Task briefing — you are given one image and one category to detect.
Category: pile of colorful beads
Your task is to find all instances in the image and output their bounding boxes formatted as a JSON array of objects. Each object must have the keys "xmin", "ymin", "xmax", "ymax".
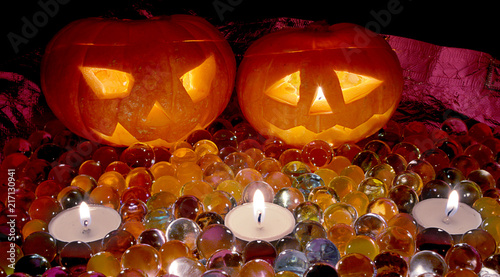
[{"xmin": 1, "ymin": 116, "xmax": 499, "ymax": 277}]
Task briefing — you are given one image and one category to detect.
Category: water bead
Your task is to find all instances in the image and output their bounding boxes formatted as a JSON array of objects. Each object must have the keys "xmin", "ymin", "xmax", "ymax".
[
  {"xmin": 180, "ymin": 180, "xmax": 213, "ymax": 200},
  {"xmin": 392, "ymin": 142, "xmax": 421, "ymax": 163},
  {"xmin": 409, "ymin": 250, "xmax": 448, "ymax": 277},
  {"xmin": 365, "ymin": 140, "xmax": 392, "ymax": 160},
  {"xmin": 101, "ymin": 230, "xmax": 136, "ymax": 260},
  {"xmin": 212, "ymin": 129, "xmax": 238, "ymax": 150},
  {"xmin": 244, "ymin": 148, "xmax": 266, "ymax": 164},
  {"xmin": 241, "ymin": 181, "xmax": 274, "ymax": 204},
  {"xmin": 235, "ymin": 259, "xmax": 273, "ymax": 277},
  {"xmin": 20, "ymin": 158, "xmax": 52, "ymax": 185},
  {"xmin": 303, "ymin": 263, "xmax": 339, "ymax": 277},
  {"xmin": 293, "ymin": 221, "xmax": 327, "ymax": 250},
  {"xmin": 21, "ymin": 219, "xmax": 48, "ymax": 239},
  {"xmin": 327, "ymin": 223, "xmax": 355, "ymax": 256},
  {"xmin": 48, "ymin": 164, "xmax": 77, "ymax": 187},
  {"xmin": 243, "ymin": 240, "xmax": 277, "ymax": 265},
  {"xmin": 336, "ymin": 143, "xmax": 362, "ymax": 161},
  {"xmin": 388, "ymin": 213, "xmax": 419, "ymax": 239},
  {"xmin": 274, "ymin": 250, "xmax": 309, "ymax": 276},
  {"xmin": 255, "ymin": 158, "xmax": 282, "ymax": 178},
  {"xmin": 89, "ymin": 185, "xmax": 120, "ymax": 209},
  {"xmin": 195, "ymin": 224, "xmax": 235, "ymax": 260},
  {"xmin": 202, "ymin": 190, "xmax": 235, "ymax": 217},
  {"xmin": 468, "ymin": 122, "xmax": 493, "ymax": 143},
  {"xmin": 292, "ymin": 173, "xmax": 324, "ymax": 197},
  {"xmin": 145, "ymin": 191, "xmax": 176, "ymax": 211},
  {"xmin": 121, "ymin": 244, "xmax": 162, "ymax": 277},
  {"xmin": 293, "ymin": 202, "xmax": 323, "ymax": 223},
  {"xmin": 86, "ymin": 251, "xmax": 121, "ymax": 277},
  {"xmin": 281, "ymin": 161, "xmax": 312, "ymax": 179},
  {"xmin": 444, "ymin": 243, "xmax": 482, "ymax": 274},
  {"xmin": 224, "ymin": 152, "xmax": 255, "ymax": 174},
  {"xmin": 392, "ymin": 171, "xmax": 423, "ymax": 195},
  {"xmin": 14, "ymin": 254, "xmax": 51, "ymax": 276},
  {"xmin": 376, "ymin": 226, "xmax": 415, "ymax": 259},
  {"xmin": 166, "ymin": 218, "xmax": 201, "ymax": 251},
  {"xmin": 388, "ymin": 185, "xmax": 419, "ymax": 213},
  {"xmin": 194, "ymin": 139, "xmax": 219, "ymax": 158},
  {"xmin": 41, "ymin": 266, "xmax": 70, "ymax": 277},
  {"xmin": 454, "ymin": 180, "xmax": 482, "ymax": 206},
  {"xmin": 97, "ymin": 171, "xmax": 126, "ymax": 196},
  {"xmin": 420, "ymin": 179, "xmax": 451, "ymax": 200},
  {"xmin": 374, "ymin": 252, "xmax": 408, "ymax": 277},
  {"xmin": 116, "ymin": 268, "xmax": 147, "ymax": 277},
  {"xmin": 323, "ymin": 203, "xmax": 358, "ymax": 229},
  {"xmin": 265, "ymin": 171, "xmax": 293, "ymax": 193},
  {"xmin": 217, "ymin": 180, "xmax": 244, "ymax": 204},
  {"xmin": 354, "ymin": 213, "xmax": 388, "ymax": 239},
  {"xmin": 0, "ymin": 241, "xmax": 23, "ymax": 275},
  {"xmin": 234, "ymin": 168, "xmax": 263, "ymax": 188},
  {"xmin": 22, "ymin": 231, "xmax": 57, "ymax": 262},
  {"xmin": 406, "ymin": 159, "xmax": 436, "ymax": 186},
  {"xmin": 159, "ymin": 240, "xmax": 192, "ymax": 271},
  {"xmin": 152, "ymin": 146, "xmax": 171, "ymax": 163},
  {"xmin": 219, "ymin": 146, "xmax": 238, "ymax": 160},
  {"xmin": 78, "ymin": 160, "xmax": 102, "ymax": 181},
  {"xmin": 445, "ymin": 268, "xmax": 478, "ymax": 277},
  {"xmin": 301, "ymin": 140, "xmax": 333, "ymax": 169},
  {"xmin": 173, "ymin": 195, "xmax": 205, "ymax": 220},
  {"xmin": 176, "ymin": 162, "xmax": 203, "ymax": 185},
  {"xmin": 57, "ymin": 186, "xmax": 86, "ymax": 209},
  {"xmin": 421, "ymin": 148, "xmax": 450, "ymax": 173},
  {"xmin": 201, "ymin": 269, "xmax": 231, "ymax": 277},
  {"xmin": 125, "ymin": 167, "xmax": 154, "ymax": 191},
  {"xmin": 238, "ymin": 139, "xmax": 262, "ymax": 153},
  {"xmin": 33, "ymin": 143, "xmax": 65, "ymax": 164},
  {"xmin": 383, "ymin": 153, "xmax": 408, "ymax": 175},
  {"xmin": 195, "ymin": 212, "xmax": 224, "ymax": 230},
  {"xmin": 366, "ymin": 164, "xmax": 396, "ymax": 188},
  {"xmin": 105, "ymin": 161, "xmax": 131, "ymax": 176},
  {"xmin": 328, "ymin": 176, "xmax": 356, "ymax": 199},
  {"xmin": 144, "ymin": 208, "xmax": 174, "ymax": 231},
  {"xmin": 120, "ymin": 221, "xmax": 145, "ymax": 240},
  {"xmin": 358, "ymin": 177, "xmax": 388, "ymax": 202},
  {"xmin": 279, "ymin": 149, "xmax": 303, "ymax": 167},
  {"xmin": 59, "ymin": 241, "xmax": 92, "ymax": 269},
  {"xmin": 93, "ymin": 146, "xmax": 119, "ymax": 170},
  {"xmin": 304, "ymin": 238, "xmax": 340, "ymax": 267},
  {"xmin": 149, "ymin": 161, "xmax": 176, "ymax": 179},
  {"xmin": 152, "ymin": 175, "xmax": 182, "ymax": 196},
  {"xmin": 336, "ymin": 253, "xmax": 376, "ymax": 277},
  {"xmin": 415, "ymin": 227, "xmax": 454, "ymax": 257},
  {"xmin": 367, "ymin": 198, "xmax": 399, "ymax": 222},
  {"xmin": 460, "ymin": 229, "xmax": 496, "ymax": 260},
  {"xmin": 450, "ymin": 155, "xmax": 480, "ymax": 177},
  {"xmin": 436, "ymin": 167, "xmax": 465, "ymax": 188},
  {"xmin": 28, "ymin": 196, "xmax": 62, "ymax": 223},
  {"xmin": 121, "ymin": 186, "xmax": 151, "ymax": 204},
  {"xmin": 436, "ymin": 139, "xmax": 463, "ymax": 161},
  {"xmin": 345, "ymin": 235, "xmax": 379, "ymax": 260},
  {"xmin": 340, "ymin": 165, "xmax": 365, "ymax": 186},
  {"xmin": 273, "ymin": 187, "xmax": 305, "ymax": 213},
  {"xmin": 275, "ymin": 236, "xmax": 302, "ymax": 254},
  {"xmin": 138, "ymin": 229, "xmax": 166, "ymax": 250},
  {"xmin": 473, "ymin": 196, "xmax": 500, "ymax": 218},
  {"xmin": 467, "ymin": 169, "xmax": 495, "ymax": 193},
  {"xmin": 308, "ymin": 186, "xmax": 339, "ymax": 211},
  {"xmin": 170, "ymin": 148, "xmax": 198, "ymax": 167},
  {"xmin": 263, "ymin": 138, "xmax": 287, "ymax": 159},
  {"xmin": 120, "ymin": 198, "xmax": 148, "ymax": 222},
  {"xmin": 203, "ymin": 162, "xmax": 235, "ymax": 189},
  {"xmin": 120, "ymin": 142, "xmax": 156, "ymax": 168},
  {"xmin": 441, "ymin": 117, "xmax": 468, "ymax": 136},
  {"xmin": 352, "ymin": 150, "xmax": 381, "ymax": 173}
]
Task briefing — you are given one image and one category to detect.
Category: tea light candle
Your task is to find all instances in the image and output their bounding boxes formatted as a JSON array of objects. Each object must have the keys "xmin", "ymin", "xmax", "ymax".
[
  {"xmin": 225, "ymin": 190, "xmax": 296, "ymax": 242},
  {"xmin": 48, "ymin": 202, "xmax": 121, "ymax": 243},
  {"xmin": 412, "ymin": 191, "xmax": 482, "ymax": 235}
]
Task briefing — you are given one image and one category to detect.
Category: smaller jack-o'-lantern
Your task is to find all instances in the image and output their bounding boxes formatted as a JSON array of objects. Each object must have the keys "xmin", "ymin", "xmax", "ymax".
[
  {"xmin": 41, "ymin": 15, "xmax": 236, "ymax": 147},
  {"xmin": 237, "ymin": 22, "xmax": 403, "ymax": 147}
]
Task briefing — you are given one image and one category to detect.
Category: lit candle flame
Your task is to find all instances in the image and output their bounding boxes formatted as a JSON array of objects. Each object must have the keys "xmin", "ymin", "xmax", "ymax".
[
  {"xmin": 443, "ymin": 190, "xmax": 459, "ymax": 224},
  {"xmin": 80, "ymin": 202, "xmax": 91, "ymax": 231},
  {"xmin": 253, "ymin": 190, "xmax": 265, "ymax": 228},
  {"xmin": 315, "ymin": 86, "xmax": 325, "ymax": 101}
]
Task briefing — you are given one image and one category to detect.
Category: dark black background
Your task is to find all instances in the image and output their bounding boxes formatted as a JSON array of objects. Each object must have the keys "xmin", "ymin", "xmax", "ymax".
[{"xmin": 0, "ymin": 0, "xmax": 498, "ymax": 68}]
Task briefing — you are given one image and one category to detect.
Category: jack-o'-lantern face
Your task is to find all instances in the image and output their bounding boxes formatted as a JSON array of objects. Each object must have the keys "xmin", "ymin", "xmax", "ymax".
[
  {"xmin": 237, "ymin": 22, "xmax": 403, "ymax": 147},
  {"xmin": 41, "ymin": 15, "xmax": 235, "ymax": 147}
]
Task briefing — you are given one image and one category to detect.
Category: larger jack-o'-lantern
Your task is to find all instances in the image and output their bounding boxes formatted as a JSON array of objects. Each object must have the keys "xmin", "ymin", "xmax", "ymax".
[
  {"xmin": 237, "ymin": 22, "xmax": 403, "ymax": 147},
  {"xmin": 41, "ymin": 15, "xmax": 236, "ymax": 147}
]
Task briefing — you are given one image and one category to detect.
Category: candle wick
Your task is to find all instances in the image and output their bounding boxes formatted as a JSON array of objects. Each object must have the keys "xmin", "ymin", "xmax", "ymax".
[
  {"xmin": 82, "ymin": 220, "xmax": 91, "ymax": 234},
  {"xmin": 257, "ymin": 211, "xmax": 263, "ymax": 228},
  {"xmin": 442, "ymin": 207, "xmax": 455, "ymax": 224}
]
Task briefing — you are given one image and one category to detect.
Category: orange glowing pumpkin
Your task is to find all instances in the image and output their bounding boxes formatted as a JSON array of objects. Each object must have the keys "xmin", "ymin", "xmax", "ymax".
[
  {"xmin": 41, "ymin": 15, "xmax": 236, "ymax": 147},
  {"xmin": 237, "ymin": 22, "xmax": 403, "ymax": 147}
]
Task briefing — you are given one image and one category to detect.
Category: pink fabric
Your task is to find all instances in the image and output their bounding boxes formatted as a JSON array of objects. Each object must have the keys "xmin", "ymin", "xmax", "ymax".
[{"xmin": 386, "ymin": 35, "xmax": 500, "ymax": 132}]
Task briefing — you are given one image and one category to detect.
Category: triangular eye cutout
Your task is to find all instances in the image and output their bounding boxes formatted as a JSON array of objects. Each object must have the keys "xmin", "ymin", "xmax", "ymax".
[
  {"xmin": 265, "ymin": 71, "xmax": 301, "ymax": 106},
  {"xmin": 309, "ymin": 86, "xmax": 333, "ymax": 115},
  {"xmin": 80, "ymin": 67, "xmax": 134, "ymax": 99},
  {"xmin": 334, "ymin": 70, "xmax": 382, "ymax": 104},
  {"xmin": 180, "ymin": 55, "xmax": 216, "ymax": 103}
]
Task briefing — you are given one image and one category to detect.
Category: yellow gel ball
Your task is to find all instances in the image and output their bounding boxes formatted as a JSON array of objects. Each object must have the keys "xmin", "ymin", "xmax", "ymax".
[
  {"xmin": 345, "ymin": 235, "xmax": 379, "ymax": 260},
  {"xmin": 87, "ymin": 251, "xmax": 121, "ymax": 277}
]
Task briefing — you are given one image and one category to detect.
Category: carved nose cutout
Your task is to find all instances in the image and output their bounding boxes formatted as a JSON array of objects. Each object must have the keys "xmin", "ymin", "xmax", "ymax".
[{"xmin": 309, "ymin": 86, "xmax": 333, "ymax": 115}]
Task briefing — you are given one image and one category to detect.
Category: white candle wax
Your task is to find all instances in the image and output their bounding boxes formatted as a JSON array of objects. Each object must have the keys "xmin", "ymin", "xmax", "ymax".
[
  {"xmin": 225, "ymin": 202, "xmax": 295, "ymax": 242},
  {"xmin": 48, "ymin": 204, "xmax": 121, "ymax": 243},
  {"xmin": 412, "ymin": 198, "xmax": 482, "ymax": 235}
]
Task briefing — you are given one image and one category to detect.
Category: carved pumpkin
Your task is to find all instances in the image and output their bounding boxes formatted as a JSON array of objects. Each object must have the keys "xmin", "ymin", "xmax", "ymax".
[
  {"xmin": 41, "ymin": 15, "xmax": 236, "ymax": 147},
  {"xmin": 237, "ymin": 22, "xmax": 403, "ymax": 147}
]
